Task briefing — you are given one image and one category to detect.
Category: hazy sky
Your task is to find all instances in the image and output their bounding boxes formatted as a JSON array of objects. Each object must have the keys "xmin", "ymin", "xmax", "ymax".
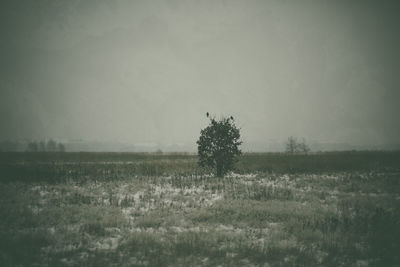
[{"xmin": 1, "ymin": 0, "xmax": 399, "ymax": 147}]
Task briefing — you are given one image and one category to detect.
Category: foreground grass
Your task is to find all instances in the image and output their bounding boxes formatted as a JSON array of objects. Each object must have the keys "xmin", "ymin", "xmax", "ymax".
[{"xmin": 1, "ymin": 165, "xmax": 400, "ymax": 266}]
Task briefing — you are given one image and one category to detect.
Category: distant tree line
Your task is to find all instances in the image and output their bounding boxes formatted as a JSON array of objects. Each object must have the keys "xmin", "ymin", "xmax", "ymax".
[
  {"xmin": 285, "ymin": 136, "xmax": 310, "ymax": 154},
  {"xmin": 27, "ymin": 139, "xmax": 66, "ymax": 152}
]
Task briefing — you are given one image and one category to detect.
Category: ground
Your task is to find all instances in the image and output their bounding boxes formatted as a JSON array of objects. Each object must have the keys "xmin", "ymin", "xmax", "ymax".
[{"xmin": 0, "ymin": 152, "xmax": 399, "ymax": 266}]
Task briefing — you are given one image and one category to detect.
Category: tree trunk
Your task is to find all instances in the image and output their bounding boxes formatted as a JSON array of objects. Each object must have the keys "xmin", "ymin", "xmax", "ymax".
[{"xmin": 216, "ymin": 162, "xmax": 223, "ymax": 177}]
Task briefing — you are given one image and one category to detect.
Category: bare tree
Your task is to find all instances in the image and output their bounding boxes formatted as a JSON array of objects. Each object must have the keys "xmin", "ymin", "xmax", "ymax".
[
  {"xmin": 285, "ymin": 137, "xmax": 310, "ymax": 154},
  {"xmin": 285, "ymin": 136, "xmax": 298, "ymax": 154},
  {"xmin": 298, "ymin": 138, "xmax": 310, "ymax": 154}
]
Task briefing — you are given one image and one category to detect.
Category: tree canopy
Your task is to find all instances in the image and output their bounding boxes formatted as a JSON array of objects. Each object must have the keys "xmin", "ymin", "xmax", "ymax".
[{"xmin": 197, "ymin": 114, "xmax": 242, "ymax": 177}]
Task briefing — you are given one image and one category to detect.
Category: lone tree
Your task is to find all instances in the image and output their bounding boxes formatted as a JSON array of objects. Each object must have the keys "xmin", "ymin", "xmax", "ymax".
[{"xmin": 197, "ymin": 113, "xmax": 242, "ymax": 177}]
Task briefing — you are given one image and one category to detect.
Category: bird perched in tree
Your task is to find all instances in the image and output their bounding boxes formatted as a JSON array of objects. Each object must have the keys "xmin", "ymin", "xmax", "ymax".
[
  {"xmin": 206, "ymin": 112, "xmax": 209, "ymax": 117},
  {"xmin": 230, "ymin": 116, "xmax": 234, "ymax": 120}
]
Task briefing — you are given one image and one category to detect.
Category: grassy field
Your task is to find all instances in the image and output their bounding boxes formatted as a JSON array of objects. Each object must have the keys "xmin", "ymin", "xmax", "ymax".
[{"xmin": 0, "ymin": 151, "xmax": 399, "ymax": 266}]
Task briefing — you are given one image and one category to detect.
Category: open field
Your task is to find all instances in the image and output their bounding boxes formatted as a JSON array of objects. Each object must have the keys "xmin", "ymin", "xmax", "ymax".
[{"xmin": 1, "ymin": 152, "xmax": 400, "ymax": 266}]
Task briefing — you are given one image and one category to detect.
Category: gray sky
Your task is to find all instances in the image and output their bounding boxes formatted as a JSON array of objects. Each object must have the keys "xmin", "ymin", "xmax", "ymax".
[{"xmin": 1, "ymin": 0, "xmax": 399, "ymax": 148}]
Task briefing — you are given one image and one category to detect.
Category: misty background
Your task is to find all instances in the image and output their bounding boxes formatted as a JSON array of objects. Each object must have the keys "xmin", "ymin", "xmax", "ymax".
[{"xmin": 1, "ymin": 0, "xmax": 399, "ymax": 152}]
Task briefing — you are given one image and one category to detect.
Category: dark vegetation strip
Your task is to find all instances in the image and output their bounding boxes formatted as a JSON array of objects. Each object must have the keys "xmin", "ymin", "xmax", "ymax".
[{"xmin": 0, "ymin": 151, "xmax": 399, "ymax": 183}]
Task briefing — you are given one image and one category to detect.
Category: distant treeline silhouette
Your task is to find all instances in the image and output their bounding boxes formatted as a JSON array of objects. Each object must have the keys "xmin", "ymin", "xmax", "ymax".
[{"xmin": 27, "ymin": 139, "xmax": 66, "ymax": 152}]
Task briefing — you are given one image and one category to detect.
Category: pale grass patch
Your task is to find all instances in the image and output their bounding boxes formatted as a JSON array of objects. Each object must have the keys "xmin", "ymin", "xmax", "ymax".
[{"xmin": 90, "ymin": 236, "xmax": 121, "ymax": 250}]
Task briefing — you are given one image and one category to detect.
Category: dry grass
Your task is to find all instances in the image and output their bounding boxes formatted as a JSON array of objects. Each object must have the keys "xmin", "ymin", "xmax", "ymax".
[{"xmin": 0, "ymin": 152, "xmax": 399, "ymax": 266}]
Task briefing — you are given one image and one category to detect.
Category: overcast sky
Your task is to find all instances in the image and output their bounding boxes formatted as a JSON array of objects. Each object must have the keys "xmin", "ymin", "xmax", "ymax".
[{"xmin": 1, "ymin": 0, "xmax": 399, "ymax": 147}]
